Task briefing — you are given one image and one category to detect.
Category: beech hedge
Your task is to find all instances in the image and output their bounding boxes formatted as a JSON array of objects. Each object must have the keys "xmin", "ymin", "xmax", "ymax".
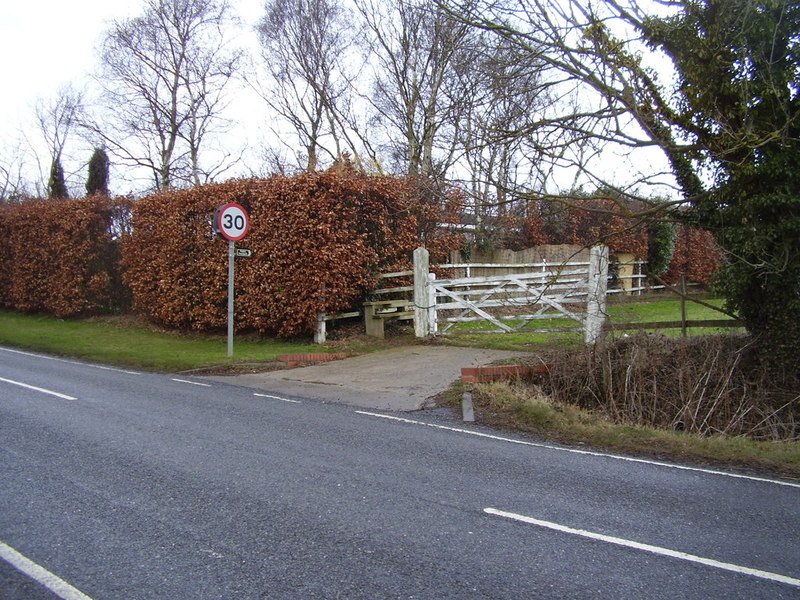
[
  {"xmin": 121, "ymin": 171, "xmax": 461, "ymax": 336},
  {"xmin": 0, "ymin": 196, "xmax": 128, "ymax": 317},
  {"xmin": 519, "ymin": 198, "xmax": 649, "ymax": 257},
  {"xmin": 0, "ymin": 173, "xmax": 720, "ymax": 337},
  {"xmin": 662, "ymin": 224, "xmax": 721, "ymax": 285}
]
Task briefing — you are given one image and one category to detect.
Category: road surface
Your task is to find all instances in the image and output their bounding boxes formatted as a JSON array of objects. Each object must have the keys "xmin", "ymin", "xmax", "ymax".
[{"xmin": 1, "ymin": 346, "xmax": 798, "ymax": 599}]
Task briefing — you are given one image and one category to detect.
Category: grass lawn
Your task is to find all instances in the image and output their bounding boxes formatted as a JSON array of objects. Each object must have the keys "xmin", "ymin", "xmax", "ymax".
[
  {"xmin": 437, "ymin": 296, "xmax": 742, "ymax": 351},
  {"xmin": 0, "ymin": 311, "xmax": 325, "ymax": 372},
  {"xmin": 605, "ymin": 297, "xmax": 742, "ymax": 334}
]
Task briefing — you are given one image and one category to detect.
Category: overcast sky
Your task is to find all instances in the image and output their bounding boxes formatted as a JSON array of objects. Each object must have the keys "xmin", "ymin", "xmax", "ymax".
[
  {"xmin": 0, "ymin": 0, "xmax": 268, "ymax": 193},
  {"xmin": 0, "ymin": 0, "xmax": 265, "ymax": 127},
  {"xmin": 0, "ymin": 0, "xmax": 677, "ymax": 198}
]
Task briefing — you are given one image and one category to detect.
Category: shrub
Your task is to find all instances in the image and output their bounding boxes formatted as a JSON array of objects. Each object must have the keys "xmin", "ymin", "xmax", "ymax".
[
  {"xmin": 122, "ymin": 171, "xmax": 462, "ymax": 336},
  {"xmin": 0, "ymin": 196, "xmax": 128, "ymax": 317},
  {"xmin": 540, "ymin": 333, "xmax": 798, "ymax": 441},
  {"xmin": 521, "ymin": 197, "xmax": 650, "ymax": 256},
  {"xmin": 662, "ymin": 224, "xmax": 721, "ymax": 285}
]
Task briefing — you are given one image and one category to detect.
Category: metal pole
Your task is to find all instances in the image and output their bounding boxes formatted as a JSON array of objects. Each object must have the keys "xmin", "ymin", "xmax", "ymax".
[{"xmin": 227, "ymin": 240, "xmax": 235, "ymax": 358}]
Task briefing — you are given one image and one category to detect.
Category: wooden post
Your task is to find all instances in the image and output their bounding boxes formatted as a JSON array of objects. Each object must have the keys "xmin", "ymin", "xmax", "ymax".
[
  {"xmin": 616, "ymin": 253, "xmax": 636, "ymax": 295},
  {"xmin": 680, "ymin": 275, "xmax": 687, "ymax": 338},
  {"xmin": 413, "ymin": 247, "xmax": 431, "ymax": 338},
  {"xmin": 584, "ymin": 245, "xmax": 609, "ymax": 345},
  {"xmin": 428, "ymin": 272, "xmax": 438, "ymax": 336},
  {"xmin": 462, "ymin": 390, "xmax": 475, "ymax": 422},
  {"xmin": 314, "ymin": 313, "xmax": 326, "ymax": 344},
  {"xmin": 363, "ymin": 303, "xmax": 385, "ymax": 339}
]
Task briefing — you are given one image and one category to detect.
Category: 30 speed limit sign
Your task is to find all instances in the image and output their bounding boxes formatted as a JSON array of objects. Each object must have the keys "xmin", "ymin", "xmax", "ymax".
[{"xmin": 215, "ymin": 203, "xmax": 250, "ymax": 241}]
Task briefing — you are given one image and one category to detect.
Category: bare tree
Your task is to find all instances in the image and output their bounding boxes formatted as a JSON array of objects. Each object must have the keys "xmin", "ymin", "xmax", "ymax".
[
  {"xmin": 93, "ymin": 0, "xmax": 241, "ymax": 190},
  {"xmin": 456, "ymin": 34, "xmax": 552, "ymax": 211},
  {"xmin": 438, "ymin": 0, "xmax": 684, "ymax": 201},
  {"xmin": 30, "ymin": 84, "xmax": 85, "ymax": 198},
  {"xmin": 34, "ymin": 85, "xmax": 83, "ymax": 167},
  {"xmin": 0, "ymin": 139, "xmax": 33, "ymax": 202},
  {"xmin": 255, "ymin": 0, "xmax": 358, "ymax": 172},
  {"xmin": 440, "ymin": 0, "xmax": 800, "ymax": 368},
  {"xmin": 355, "ymin": 0, "xmax": 476, "ymax": 178}
]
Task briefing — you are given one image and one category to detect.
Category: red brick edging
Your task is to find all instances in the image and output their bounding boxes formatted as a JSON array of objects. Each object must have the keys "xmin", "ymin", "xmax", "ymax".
[
  {"xmin": 461, "ymin": 363, "xmax": 549, "ymax": 383},
  {"xmin": 278, "ymin": 353, "xmax": 348, "ymax": 367}
]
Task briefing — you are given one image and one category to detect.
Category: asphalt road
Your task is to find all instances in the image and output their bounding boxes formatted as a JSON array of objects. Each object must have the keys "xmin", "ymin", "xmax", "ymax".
[{"xmin": 1, "ymin": 346, "xmax": 799, "ymax": 599}]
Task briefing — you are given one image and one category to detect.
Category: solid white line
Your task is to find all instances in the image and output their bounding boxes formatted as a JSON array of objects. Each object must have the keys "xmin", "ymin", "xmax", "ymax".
[
  {"xmin": 0, "ymin": 541, "xmax": 95, "ymax": 600},
  {"xmin": 354, "ymin": 411, "xmax": 800, "ymax": 489},
  {"xmin": 171, "ymin": 378, "xmax": 212, "ymax": 387},
  {"xmin": 253, "ymin": 393, "xmax": 301, "ymax": 403},
  {"xmin": 0, "ymin": 347, "xmax": 141, "ymax": 375},
  {"xmin": 484, "ymin": 508, "xmax": 800, "ymax": 588},
  {"xmin": 0, "ymin": 376, "xmax": 77, "ymax": 401}
]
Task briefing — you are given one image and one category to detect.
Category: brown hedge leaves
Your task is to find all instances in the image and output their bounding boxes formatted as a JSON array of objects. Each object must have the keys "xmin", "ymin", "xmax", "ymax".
[
  {"xmin": 0, "ymin": 196, "xmax": 128, "ymax": 317},
  {"xmin": 0, "ymin": 173, "xmax": 718, "ymax": 337},
  {"xmin": 122, "ymin": 171, "xmax": 461, "ymax": 336}
]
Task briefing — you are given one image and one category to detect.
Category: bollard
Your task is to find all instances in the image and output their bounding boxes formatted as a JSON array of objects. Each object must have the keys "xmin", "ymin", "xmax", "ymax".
[{"xmin": 462, "ymin": 390, "xmax": 475, "ymax": 422}]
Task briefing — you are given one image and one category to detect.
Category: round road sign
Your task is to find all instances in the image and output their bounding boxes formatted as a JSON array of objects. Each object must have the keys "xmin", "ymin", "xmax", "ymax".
[{"xmin": 216, "ymin": 203, "xmax": 250, "ymax": 241}]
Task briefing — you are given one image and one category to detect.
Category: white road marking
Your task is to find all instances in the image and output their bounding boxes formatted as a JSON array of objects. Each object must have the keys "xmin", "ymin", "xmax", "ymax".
[
  {"xmin": 253, "ymin": 393, "xmax": 301, "ymax": 403},
  {"xmin": 0, "ymin": 541, "xmax": 95, "ymax": 600},
  {"xmin": 484, "ymin": 508, "xmax": 800, "ymax": 589},
  {"xmin": 355, "ymin": 411, "xmax": 800, "ymax": 489},
  {"xmin": 0, "ymin": 376, "xmax": 77, "ymax": 401},
  {"xmin": 171, "ymin": 378, "xmax": 212, "ymax": 387},
  {"xmin": 0, "ymin": 347, "xmax": 141, "ymax": 375}
]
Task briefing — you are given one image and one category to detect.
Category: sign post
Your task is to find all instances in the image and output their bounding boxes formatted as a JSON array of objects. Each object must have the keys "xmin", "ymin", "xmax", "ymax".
[{"xmin": 214, "ymin": 203, "xmax": 250, "ymax": 358}]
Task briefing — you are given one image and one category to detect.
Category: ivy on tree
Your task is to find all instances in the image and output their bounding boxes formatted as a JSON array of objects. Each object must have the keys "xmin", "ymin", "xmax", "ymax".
[{"xmin": 637, "ymin": 0, "xmax": 800, "ymax": 368}]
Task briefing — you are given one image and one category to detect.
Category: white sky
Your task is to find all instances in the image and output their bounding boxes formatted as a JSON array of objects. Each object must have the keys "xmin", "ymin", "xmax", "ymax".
[
  {"xmin": 0, "ymin": 0, "xmax": 265, "ymax": 123},
  {"xmin": 0, "ymin": 0, "xmax": 677, "ymax": 198},
  {"xmin": 0, "ymin": 0, "xmax": 268, "ymax": 193}
]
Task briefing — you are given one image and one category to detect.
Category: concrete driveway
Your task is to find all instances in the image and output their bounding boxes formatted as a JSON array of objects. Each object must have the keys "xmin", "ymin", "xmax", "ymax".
[{"xmin": 205, "ymin": 345, "xmax": 530, "ymax": 411}]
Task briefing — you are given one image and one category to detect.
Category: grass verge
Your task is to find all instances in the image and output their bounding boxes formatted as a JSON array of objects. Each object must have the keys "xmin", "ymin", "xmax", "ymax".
[
  {"xmin": 437, "ymin": 381, "xmax": 800, "ymax": 480},
  {"xmin": 0, "ymin": 311, "xmax": 331, "ymax": 371}
]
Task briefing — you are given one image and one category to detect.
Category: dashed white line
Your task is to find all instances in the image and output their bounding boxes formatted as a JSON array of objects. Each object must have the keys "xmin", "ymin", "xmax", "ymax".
[
  {"xmin": 253, "ymin": 393, "xmax": 301, "ymax": 403},
  {"xmin": 0, "ymin": 376, "xmax": 77, "ymax": 401},
  {"xmin": 171, "ymin": 378, "xmax": 212, "ymax": 387},
  {"xmin": 484, "ymin": 508, "xmax": 800, "ymax": 589},
  {"xmin": 355, "ymin": 411, "xmax": 800, "ymax": 489},
  {"xmin": 0, "ymin": 347, "xmax": 141, "ymax": 375},
  {"xmin": 0, "ymin": 541, "xmax": 95, "ymax": 600}
]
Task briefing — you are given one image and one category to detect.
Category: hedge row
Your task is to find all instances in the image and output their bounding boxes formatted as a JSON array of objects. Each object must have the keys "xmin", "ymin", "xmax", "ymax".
[
  {"xmin": 122, "ymin": 171, "xmax": 461, "ymax": 336},
  {"xmin": 520, "ymin": 197, "xmax": 650, "ymax": 257},
  {"xmin": 0, "ymin": 196, "xmax": 128, "ymax": 317},
  {"xmin": 662, "ymin": 225, "xmax": 721, "ymax": 285},
  {"xmin": 517, "ymin": 198, "xmax": 721, "ymax": 283},
  {"xmin": 0, "ymin": 173, "xmax": 720, "ymax": 336}
]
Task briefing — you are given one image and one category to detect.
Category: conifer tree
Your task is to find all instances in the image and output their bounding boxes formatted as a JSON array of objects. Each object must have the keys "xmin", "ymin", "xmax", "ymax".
[
  {"xmin": 47, "ymin": 158, "xmax": 69, "ymax": 199},
  {"xmin": 86, "ymin": 147, "xmax": 110, "ymax": 196}
]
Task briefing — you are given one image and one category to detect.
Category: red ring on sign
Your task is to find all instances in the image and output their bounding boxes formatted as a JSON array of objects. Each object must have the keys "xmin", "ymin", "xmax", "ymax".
[{"xmin": 216, "ymin": 203, "xmax": 250, "ymax": 241}]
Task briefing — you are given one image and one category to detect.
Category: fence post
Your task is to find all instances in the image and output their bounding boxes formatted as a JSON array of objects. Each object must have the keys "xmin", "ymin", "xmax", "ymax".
[
  {"xmin": 414, "ymin": 247, "xmax": 431, "ymax": 338},
  {"xmin": 585, "ymin": 245, "xmax": 609, "ymax": 345},
  {"xmin": 680, "ymin": 275, "xmax": 687, "ymax": 337},
  {"xmin": 427, "ymin": 272, "xmax": 438, "ymax": 336},
  {"xmin": 314, "ymin": 313, "xmax": 326, "ymax": 344}
]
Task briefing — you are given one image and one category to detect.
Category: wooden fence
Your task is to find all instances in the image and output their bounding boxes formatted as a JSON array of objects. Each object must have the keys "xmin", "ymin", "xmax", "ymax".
[
  {"xmin": 412, "ymin": 246, "xmax": 609, "ymax": 344},
  {"xmin": 315, "ymin": 249, "xmax": 740, "ymax": 344}
]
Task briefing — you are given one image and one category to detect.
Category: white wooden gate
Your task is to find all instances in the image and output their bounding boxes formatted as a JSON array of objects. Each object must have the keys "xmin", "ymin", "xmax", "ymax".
[{"xmin": 413, "ymin": 246, "xmax": 609, "ymax": 344}]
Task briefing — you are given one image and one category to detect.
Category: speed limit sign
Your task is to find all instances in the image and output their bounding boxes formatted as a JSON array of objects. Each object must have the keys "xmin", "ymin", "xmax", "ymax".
[{"xmin": 215, "ymin": 203, "xmax": 250, "ymax": 241}]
